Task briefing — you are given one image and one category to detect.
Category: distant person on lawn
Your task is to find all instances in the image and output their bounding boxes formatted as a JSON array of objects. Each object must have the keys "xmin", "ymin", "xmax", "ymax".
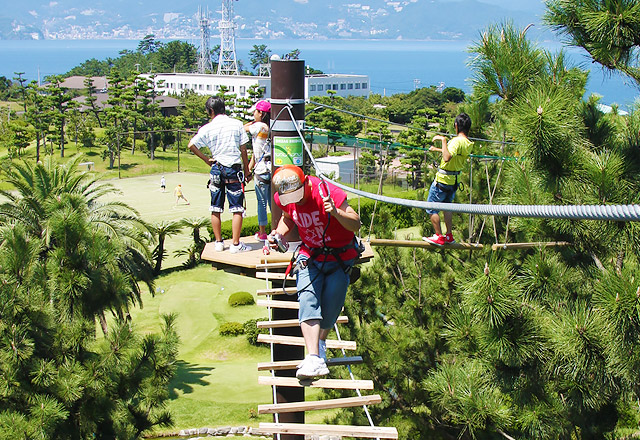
[
  {"xmin": 188, "ymin": 96, "xmax": 251, "ymax": 254},
  {"xmin": 160, "ymin": 176, "xmax": 166, "ymax": 192},
  {"xmin": 423, "ymin": 113, "xmax": 473, "ymax": 246},
  {"xmin": 244, "ymin": 100, "xmax": 272, "ymax": 241},
  {"xmin": 174, "ymin": 184, "xmax": 189, "ymax": 205}
]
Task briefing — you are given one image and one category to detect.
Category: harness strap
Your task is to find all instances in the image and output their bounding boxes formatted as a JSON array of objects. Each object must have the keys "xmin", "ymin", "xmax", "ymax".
[{"xmin": 437, "ymin": 168, "xmax": 461, "ymax": 176}]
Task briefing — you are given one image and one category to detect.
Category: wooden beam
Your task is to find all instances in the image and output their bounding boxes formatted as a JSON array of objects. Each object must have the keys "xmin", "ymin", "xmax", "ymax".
[
  {"xmin": 259, "ymin": 376, "xmax": 373, "ymax": 390},
  {"xmin": 258, "ymin": 394, "xmax": 382, "ymax": 414},
  {"xmin": 491, "ymin": 241, "xmax": 571, "ymax": 251},
  {"xmin": 257, "ymin": 356, "xmax": 364, "ymax": 371},
  {"xmin": 257, "ymin": 316, "xmax": 348, "ymax": 329},
  {"xmin": 256, "ymin": 272, "xmax": 296, "ymax": 281},
  {"xmin": 257, "ymin": 334, "xmax": 356, "ymax": 350},
  {"xmin": 257, "ymin": 299, "xmax": 300, "ymax": 310},
  {"xmin": 369, "ymin": 238, "xmax": 483, "ymax": 250},
  {"xmin": 256, "ymin": 287, "xmax": 298, "ymax": 296},
  {"xmin": 259, "ymin": 423, "xmax": 398, "ymax": 439},
  {"xmin": 256, "ymin": 262, "xmax": 291, "ymax": 270}
]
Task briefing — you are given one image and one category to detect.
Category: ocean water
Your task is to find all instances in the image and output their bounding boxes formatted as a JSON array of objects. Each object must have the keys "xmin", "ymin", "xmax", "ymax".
[{"xmin": 1, "ymin": 38, "xmax": 638, "ymax": 108}]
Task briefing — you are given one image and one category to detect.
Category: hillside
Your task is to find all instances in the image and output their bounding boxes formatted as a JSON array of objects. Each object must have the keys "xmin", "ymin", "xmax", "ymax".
[{"xmin": 0, "ymin": 0, "xmax": 552, "ymax": 40}]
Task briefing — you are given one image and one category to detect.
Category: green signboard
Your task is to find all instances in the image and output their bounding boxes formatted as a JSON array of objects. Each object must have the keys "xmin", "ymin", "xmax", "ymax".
[{"xmin": 273, "ymin": 136, "xmax": 304, "ymax": 166}]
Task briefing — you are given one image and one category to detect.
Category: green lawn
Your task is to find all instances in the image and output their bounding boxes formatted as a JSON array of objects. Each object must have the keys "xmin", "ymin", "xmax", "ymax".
[{"xmin": 131, "ymin": 265, "xmax": 332, "ymax": 433}]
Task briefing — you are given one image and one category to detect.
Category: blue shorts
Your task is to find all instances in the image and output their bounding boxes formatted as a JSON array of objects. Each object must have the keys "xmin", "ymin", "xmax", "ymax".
[
  {"xmin": 296, "ymin": 255, "xmax": 354, "ymax": 329},
  {"xmin": 209, "ymin": 163, "xmax": 245, "ymax": 214},
  {"xmin": 425, "ymin": 180, "xmax": 457, "ymax": 215}
]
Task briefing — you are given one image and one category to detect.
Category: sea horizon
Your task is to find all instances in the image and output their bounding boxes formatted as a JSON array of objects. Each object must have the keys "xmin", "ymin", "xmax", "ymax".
[{"xmin": 1, "ymin": 38, "xmax": 638, "ymax": 108}]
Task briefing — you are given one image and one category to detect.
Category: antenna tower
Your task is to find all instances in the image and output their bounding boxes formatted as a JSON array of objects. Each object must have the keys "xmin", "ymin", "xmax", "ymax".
[
  {"xmin": 197, "ymin": 6, "xmax": 213, "ymax": 74},
  {"xmin": 217, "ymin": 0, "xmax": 239, "ymax": 75}
]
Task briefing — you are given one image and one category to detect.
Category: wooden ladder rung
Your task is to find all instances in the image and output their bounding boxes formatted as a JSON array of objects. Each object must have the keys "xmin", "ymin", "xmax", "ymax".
[
  {"xmin": 257, "ymin": 356, "xmax": 363, "ymax": 371},
  {"xmin": 259, "ymin": 376, "xmax": 373, "ymax": 390},
  {"xmin": 256, "ymin": 287, "xmax": 297, "ymax": 296},
  {"xmin": 257, "ymin": 334, "xmax": 356, "ymax": 350},
  {"xmin": 256, "ymin": 272, "xmax": 296, "ymax": 281},
  {"xmin": 491, "ymin": 241, "xmax": 571, "ymax": 251},
  {"xmin": 257, "ymin": 299, "xmax": 299, "ymax": 310},
  {"xmin": 257, "ymin": 316, "xmax": 348, "ymax": 329},
  {"xmin": 259, "ymin": 423, "xmax": 398, "ymax": 439},
  {"xmin": 256, "ymin": 262, "xmax": 291, "ymax": 269},
  {"xmin": 258, "ymin": 394, "xmax": 382, "ymax": 414}
]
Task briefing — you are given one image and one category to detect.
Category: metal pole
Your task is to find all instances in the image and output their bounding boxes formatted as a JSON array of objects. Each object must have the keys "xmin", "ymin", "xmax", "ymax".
[
  {"xmin": 177, "ymin": 131, "xmax": 181, "ymax": 173},
  {"xmin": 269, "ymin": 59, "xmax": 306, "ymax": 440}
]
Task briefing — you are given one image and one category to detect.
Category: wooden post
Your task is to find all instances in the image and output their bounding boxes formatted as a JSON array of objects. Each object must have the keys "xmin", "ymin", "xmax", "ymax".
[{"xmin": 269, "ymin": 59, "xmax": 306, "ymax": 440}]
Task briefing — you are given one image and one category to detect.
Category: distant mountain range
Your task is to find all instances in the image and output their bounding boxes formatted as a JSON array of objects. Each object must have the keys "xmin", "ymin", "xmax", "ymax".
[{"xmin": 0, "ymin": 0, "xmax": 552, "ymax": 41}]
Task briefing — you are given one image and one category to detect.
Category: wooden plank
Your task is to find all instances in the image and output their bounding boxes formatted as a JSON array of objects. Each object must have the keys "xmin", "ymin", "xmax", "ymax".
[
  {"xmin": 258, "ymin": 376, "xmax": 373, "ymax": 390},
  {"xmin": 491, "ymin": 241, "xmax": 571, "ymax": 251},
  {"xmin": 259, "ymin": 423, "xmax": 398, "ymax": 439},
  {"xmin": 256, "ymin": 287, "xmax": 298, "ymax": 296},
  {"xmin": 258, "ymin": 394, "xmax": 382, "ymax": 414},
  {"xmin": 257, "ymin": 334, "xmax": 356, "ymax": 350},
  {"xmin": 369, "ymin": 238, "xmax": 483, "ymax": 250},
  {"xmin": 256, "ymin": 272, "xmax": 296, "ymax": 281},
  {"xmin": 257, "ymin": 356, "xmax": 363, "ymax": 371},
  {"xmin": 256, "ymin": 262, "xmax": 291, "ymax": 270},
  {"xmin": 257, "ymin": 299, "xmax": 299, "ymax": 310},
  {"xmin": 257, "ymin": 316, "xmax": 348, "ymax": 329}
]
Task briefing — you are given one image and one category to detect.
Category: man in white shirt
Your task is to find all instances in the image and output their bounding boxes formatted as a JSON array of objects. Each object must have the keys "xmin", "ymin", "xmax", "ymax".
[{"xmin": 188, "ymin": 97, "xmax": 251, "ymax": 253}]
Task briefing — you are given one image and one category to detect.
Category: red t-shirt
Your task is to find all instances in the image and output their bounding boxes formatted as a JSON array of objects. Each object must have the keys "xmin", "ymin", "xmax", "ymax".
[{"xmin": 274, "ymin": 176, "xmax": 357, "ymax": 261}]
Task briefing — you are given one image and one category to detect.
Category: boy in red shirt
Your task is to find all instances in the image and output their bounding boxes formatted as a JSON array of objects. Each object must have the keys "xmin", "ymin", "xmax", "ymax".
[{"xmin": 270, "ymin": 165, "xmax": 361, "ymax": 379}]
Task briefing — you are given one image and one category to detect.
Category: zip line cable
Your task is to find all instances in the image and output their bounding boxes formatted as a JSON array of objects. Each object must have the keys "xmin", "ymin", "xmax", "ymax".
[{"xmin": 281, "ymin": 105, "xmax": 640, "ymax": 223}]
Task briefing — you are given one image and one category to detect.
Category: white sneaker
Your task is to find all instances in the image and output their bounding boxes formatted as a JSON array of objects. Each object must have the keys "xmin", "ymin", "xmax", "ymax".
[
  {"xmin": 229, "ymin": 241, "xmax": 251, "ymax": 253},
  {"xmin": 318, "ymin": 340, "xmax": 327, "ymax": 363},
  {"xmin": 214, "ymin": 241, "xmax": 224, "ymax": 252},
  {"xmin": 296, "ymin": 355, "xmax": 329, "ymax": 380}
]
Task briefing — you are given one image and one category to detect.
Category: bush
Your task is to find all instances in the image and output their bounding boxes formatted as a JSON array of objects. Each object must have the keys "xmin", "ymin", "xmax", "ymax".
[
  {"xmin": 228, "ymin": 291, "xmax": 255, "ymax": 307},
  {"xmin": 219, "ymin": 321, "xmax": 245, "ymax": 336},
  {"xmin": 244, "ymin": 317, "xmax": 269, "ymax": 345}
]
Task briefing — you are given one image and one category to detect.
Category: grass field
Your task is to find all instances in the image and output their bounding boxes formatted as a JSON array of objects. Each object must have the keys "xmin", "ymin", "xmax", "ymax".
[{"xmin": 114, "ymin": 173, "xmax": 331, "ymax": 434}]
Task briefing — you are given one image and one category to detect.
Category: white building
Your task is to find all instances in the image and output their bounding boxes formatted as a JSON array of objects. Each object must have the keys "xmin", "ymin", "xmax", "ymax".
[
  {"xmin": 315, "ymin": 154, "xmax": 357, "ymax": 185},
  {"xmin": 145, "ymin": 72, "xmax": 370, "ymax": 100}
]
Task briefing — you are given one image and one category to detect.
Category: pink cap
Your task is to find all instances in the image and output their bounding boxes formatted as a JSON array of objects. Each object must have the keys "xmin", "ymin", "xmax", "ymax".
[{"xmin": 250, "ymin": 100, "xmax": 271, "ymax": 113}]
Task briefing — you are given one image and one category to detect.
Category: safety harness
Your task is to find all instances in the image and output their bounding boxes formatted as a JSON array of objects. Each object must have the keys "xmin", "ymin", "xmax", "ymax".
[{"xmin": 282, "ymin": 178, "xmax": 364, "ymax": 294}]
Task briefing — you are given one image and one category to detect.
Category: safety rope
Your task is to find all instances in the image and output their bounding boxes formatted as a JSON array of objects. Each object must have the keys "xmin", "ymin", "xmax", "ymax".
[
  {"xmin": 307, "ymin": 100, "xmax": 525, "ymax": 146},
  {"xmin": 282, "ymin": 105, "xmax": 640, "ymax": 223}
]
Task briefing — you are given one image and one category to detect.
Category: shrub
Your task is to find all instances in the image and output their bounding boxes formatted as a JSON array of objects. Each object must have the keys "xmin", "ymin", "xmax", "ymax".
[
  {"xmin": 228, "ymin": 291, "xmax": 255, "ymax": 307},
  {"xmin": 210, "ymin": 214, "xmax": 271, "ymax": 241},
  {"xmin": 244, "ymin": 317, "xmax": 269, "ymax": 345},
  {"xmin": 219, "ymin": 321, "xmax": 245, "ymax": 336}
]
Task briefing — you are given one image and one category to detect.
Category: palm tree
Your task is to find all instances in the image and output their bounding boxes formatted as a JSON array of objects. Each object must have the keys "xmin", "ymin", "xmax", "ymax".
[
  {"xmin": 175, "ymin": 217, "xmax": 210, "ymax": 268},
  {"xmin": 150, "ymin": 220, "xmax": 183, "ymax": 275},
  {"xmin": 0, "ymin": 156, "xmax": 155, "ymax": 333}
]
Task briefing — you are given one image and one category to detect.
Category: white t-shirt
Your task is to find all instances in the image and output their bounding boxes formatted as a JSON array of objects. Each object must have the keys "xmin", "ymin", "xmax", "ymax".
[
  {"xmin": 247, "ymin": 121, "xmax": 271, "ymax": 176},
  {"xmin": 191, "ymin": 114, "xmax": 249, "ymax": 168}
]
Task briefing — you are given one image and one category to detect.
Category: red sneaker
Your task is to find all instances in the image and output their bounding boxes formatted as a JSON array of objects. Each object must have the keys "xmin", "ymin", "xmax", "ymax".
[
  {"xmin": 422, "ymin": 234, "xmax": 445, "ymax": 246},
  {"xmin": 444, "ymin": 233, "xmax": 455, "ymax": 244}
]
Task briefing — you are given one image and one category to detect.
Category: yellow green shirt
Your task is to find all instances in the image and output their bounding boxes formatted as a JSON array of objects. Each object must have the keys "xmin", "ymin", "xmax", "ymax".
[{"xmin": 435, "ymin": 136, "xmax": 473, "ymax": 186}]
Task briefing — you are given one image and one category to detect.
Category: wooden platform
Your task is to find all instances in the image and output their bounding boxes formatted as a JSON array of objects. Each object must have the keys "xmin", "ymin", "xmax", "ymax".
[{"xmin": 201, "ymin": 235, "xmax": 374, "ymax": 270}]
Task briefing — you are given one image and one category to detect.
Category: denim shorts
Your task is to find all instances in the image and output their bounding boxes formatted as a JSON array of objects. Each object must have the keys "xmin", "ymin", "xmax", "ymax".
[
  {"xmin": 425, "ymin": 180, "xmax": 457, "ymax": 215},
  {"xmin": 209, "ymin": 163, "xmax": 245, "ymax": 213},
  {"xmin": 254, "ymin": 173, "xmax": 271, "ymax": 226},
  {"xmin": 296, "ymin": 255, "xmax": 354, "ymax": 329}
]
